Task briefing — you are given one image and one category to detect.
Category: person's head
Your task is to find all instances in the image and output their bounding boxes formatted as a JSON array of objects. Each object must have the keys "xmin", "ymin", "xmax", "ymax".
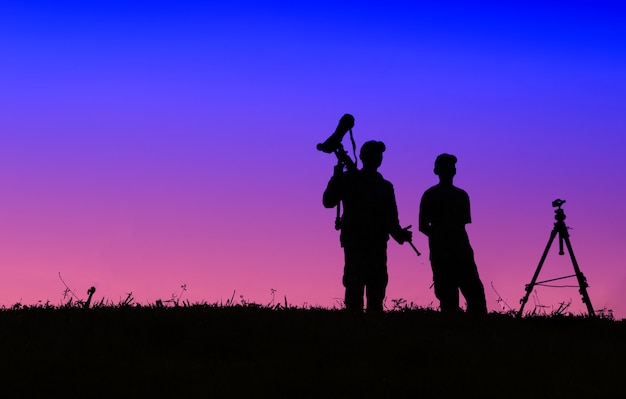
[
  {"xmin": 359, "ymin": 140, "xmax": 386, "ymax": 170},
  {"xmin": 434, "ymin": 153, "xmax": 457, "ymax": 181}
]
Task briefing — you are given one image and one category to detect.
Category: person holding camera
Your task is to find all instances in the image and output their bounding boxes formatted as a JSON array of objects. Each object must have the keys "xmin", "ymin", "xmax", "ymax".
[
  {"xmin": 323, "ymin": 140, "xmax": 412, "ymax": 313},
  {"xmin": 418, "ymin": 153, "xmax": 487, "ymax": 315}
]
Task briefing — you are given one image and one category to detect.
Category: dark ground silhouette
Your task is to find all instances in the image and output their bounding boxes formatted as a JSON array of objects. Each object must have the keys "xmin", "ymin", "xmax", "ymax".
[{"xmin": 0, "ymin": 305, "xmax": 623, "ymax": 398}]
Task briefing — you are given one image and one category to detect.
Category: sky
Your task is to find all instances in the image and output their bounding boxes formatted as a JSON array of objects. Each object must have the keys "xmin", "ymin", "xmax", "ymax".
[{"xmin": 1, "ymin": 1, "xmax": 625, "ymax": 317}]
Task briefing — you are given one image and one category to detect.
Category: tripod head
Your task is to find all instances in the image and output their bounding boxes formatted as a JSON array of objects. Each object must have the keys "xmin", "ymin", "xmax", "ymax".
[{"xmin": 552, "ymin": 199, "xmax": 566, "ymax": 222}]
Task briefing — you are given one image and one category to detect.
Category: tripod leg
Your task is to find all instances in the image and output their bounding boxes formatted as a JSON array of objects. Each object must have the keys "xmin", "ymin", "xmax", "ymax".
[
  {"xmin": 562, "ymin": 234, "xmax": 595, "ymax": 316},
  {"xmin": 517, "ymin": 229, "xmax": 558, "ymax": 317}
]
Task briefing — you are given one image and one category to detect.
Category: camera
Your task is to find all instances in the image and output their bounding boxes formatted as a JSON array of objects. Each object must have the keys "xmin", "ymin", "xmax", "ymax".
[
  {"xmin": 552, "ymin": 199, "xmax": 566, "ymax": 222},
  {"xmin": 317, "ymin": 113, "xmax": 357, "ymax": 172},
  {"xmin": 316, "ymin": 114, "xmax": 355, "ymax": 154}
]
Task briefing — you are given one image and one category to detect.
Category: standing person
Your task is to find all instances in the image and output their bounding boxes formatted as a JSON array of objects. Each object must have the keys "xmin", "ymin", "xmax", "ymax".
[
  {"xmin": 419, "ymin": 153, "xmax": 487, "ymax": 315},
  {"xmin": 323, "ymin": 140, "xmax": 412, "ymax": 313}
]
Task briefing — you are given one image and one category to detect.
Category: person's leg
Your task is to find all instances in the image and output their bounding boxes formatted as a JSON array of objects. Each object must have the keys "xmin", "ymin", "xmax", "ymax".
[
  {"xmin": 458, "ymin": 256, "xmax": 487, "ymax": 315},
  {"xmin": 431, "ymin": 259, "xmax": 460, "ymax": 313},
  {"xmin": 435, "ymin": 280, "xmax": 460, "ymax": 313},
  {"xmin": 344, "ymin": 283, "xmax": 365, "ymax": 312},
  {"xmin": 364, "ymin": 245, "xmax": 388, "ymax": 313},
  {"xmin": 343, "ymin": 247, "xmax": 365, "ymax": 312}
]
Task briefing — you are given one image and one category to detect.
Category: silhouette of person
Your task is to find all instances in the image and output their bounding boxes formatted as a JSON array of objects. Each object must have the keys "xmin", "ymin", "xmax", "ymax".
[
  {"xmin": 323, "ymin": 140, "xmax": 412, "ymax": 313},
  {"xmin": 419, "ymin": 153, "xmax": 487, "ymax": 315}
]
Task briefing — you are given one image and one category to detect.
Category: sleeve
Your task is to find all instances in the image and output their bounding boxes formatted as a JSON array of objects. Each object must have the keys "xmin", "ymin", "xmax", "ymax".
[
  {"xmin": 322, "ymin": 174, "xmax": 342, "ymax": 209},
  {"xmin": 418, "ymin": 191, "xmax": 431, "ymax": 237},
  {"xmin": 387, "ymin": 184, "xmax": 406, "ymax": 244},
  {"xmin": 463, "ymin": 191, "xmax": 472, "ymax": 224}
]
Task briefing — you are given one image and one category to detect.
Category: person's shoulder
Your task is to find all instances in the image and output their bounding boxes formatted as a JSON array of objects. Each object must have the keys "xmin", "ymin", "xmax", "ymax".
[
  {"xmin": 379, "ymin": 174, "xmax": 396, "ymax": 189},
  {"xmin": 363, "ymin": 172, "xmax": 393, "ymax": 194},
  {"xmin": 451, "ymin": 185, "xmax": 470, "ymax": 199},
  {"xmin": 378, "ymin": 172, "xmax": 392, "ymax": 184},
  {"xmin": 420, "ymin": 185, "xmax": 439, "ymax": 199},
  {"xmin": 423, "ymin": 184, "xmax": 441, "ymax": 194},
  {"xmin": 452, "ymin": 185, "xmax": 469, "ymax": 195}
]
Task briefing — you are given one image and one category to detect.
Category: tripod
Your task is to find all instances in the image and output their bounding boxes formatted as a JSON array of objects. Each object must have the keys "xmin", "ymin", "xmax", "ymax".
[{"xmin": 517, "ymin": 199, "xmax": 595, "ymax": 317}]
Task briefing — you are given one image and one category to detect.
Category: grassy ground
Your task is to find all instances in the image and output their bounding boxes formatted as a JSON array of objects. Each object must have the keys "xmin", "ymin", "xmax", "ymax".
[{"xmin": 0, "ymin": 305, "xmax": 623, "ymax": 398}]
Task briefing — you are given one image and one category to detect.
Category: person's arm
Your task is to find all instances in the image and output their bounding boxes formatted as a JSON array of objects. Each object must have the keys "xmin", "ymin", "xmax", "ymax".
[
  {"xmin": 322, "ymin": 166, "xmax": 344, "ymax": 208},
  {"xmin": 387, "ymin": 184, "xmax": 412, "ymax": 244}
]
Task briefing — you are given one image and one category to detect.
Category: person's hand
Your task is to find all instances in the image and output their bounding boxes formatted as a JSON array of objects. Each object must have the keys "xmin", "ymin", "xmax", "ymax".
[
  {"xmin": 333, "ymin": 163, "xmax": 344, "ymax": 177},
  {"xmin": 400, "ymin": 225, "xmax": 413, "ymax": 243}
]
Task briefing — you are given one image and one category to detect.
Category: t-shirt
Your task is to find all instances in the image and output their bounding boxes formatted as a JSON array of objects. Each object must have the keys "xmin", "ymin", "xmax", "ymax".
[
  {"xmin": 419, "ymin": 184, "xmax": 472, "ymax": 254},
  {"xmin": 323, "ymin": 169, "xmax": 402, "ymax": 247}
]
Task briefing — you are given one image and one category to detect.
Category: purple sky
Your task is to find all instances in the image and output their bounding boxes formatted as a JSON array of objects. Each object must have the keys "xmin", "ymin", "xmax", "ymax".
[{"xmin": 1, "ymin": 1, "xmax": 625, "ymax": 317}]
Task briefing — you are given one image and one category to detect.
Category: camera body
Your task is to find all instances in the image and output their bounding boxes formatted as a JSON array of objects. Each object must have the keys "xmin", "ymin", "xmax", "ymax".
[
  {"xmin": 552, "ymin": 199, "xmax": 566, "ymax": 208},
  {"xmin": 552, "ymin": 199, "xmax": 566, "ymax": 222}
]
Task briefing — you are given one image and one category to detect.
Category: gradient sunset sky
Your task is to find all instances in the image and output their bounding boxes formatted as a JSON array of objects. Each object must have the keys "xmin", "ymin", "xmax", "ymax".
[{"xmin": 1, "ymin": 1, "xmax": 625, "ymax": 317}]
